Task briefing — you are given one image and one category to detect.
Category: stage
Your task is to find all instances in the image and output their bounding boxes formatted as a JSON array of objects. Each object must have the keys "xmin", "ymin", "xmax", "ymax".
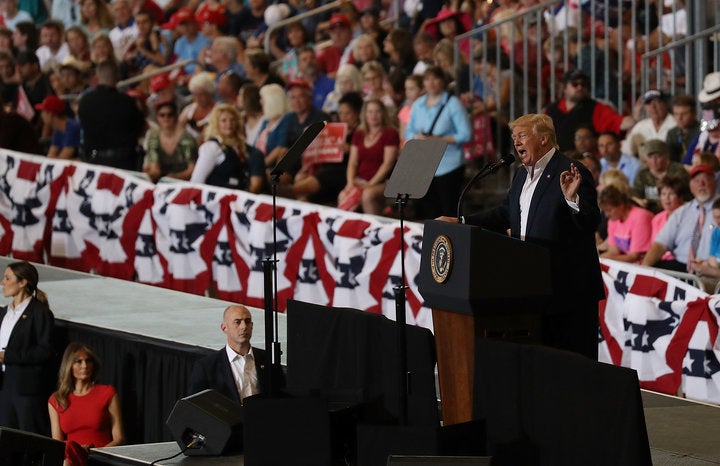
[{"xmin": 2, "ymin": 257, "xmax": 720, "ymax": 463}]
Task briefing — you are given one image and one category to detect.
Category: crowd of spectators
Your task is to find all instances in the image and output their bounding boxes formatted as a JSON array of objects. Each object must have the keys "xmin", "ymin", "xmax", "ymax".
[{"xmin": 1, "ymin": 0, "xmax": 720, "ymax": 283}]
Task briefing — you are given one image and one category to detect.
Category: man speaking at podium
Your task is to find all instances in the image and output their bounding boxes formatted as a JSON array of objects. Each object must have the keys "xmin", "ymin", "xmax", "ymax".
[{"xmin": 439, "ymin": 114, "xmax": 604, "ymax": 359}]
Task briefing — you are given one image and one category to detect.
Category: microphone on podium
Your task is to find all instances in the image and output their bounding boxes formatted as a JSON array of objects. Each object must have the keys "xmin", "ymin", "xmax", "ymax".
[{"xmin": 456, "ymin": 153, "xmax": 515, "ymax": 223}]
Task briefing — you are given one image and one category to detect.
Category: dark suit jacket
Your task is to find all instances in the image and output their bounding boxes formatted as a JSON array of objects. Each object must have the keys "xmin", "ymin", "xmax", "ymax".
[
  {"xmin": 466, "ymin": 150, "xmax": 605, "ymax": 307},
  {"xmin": 0, "ymin": 297, "xmax": 55, "ymax": 395},
  {"xmin": 189, "ymin": 347, "xmax": 269, "ymax": 404}
]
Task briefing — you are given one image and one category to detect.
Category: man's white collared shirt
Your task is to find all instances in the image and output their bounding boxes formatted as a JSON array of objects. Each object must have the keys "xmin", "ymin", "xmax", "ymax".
[
  {"xmin": 225, "ymin": 344, "xmax": 259, "ymax": 401},
  {"xmin": 520, "ymin": 148, "xmax": 556, "ymax": 239}
]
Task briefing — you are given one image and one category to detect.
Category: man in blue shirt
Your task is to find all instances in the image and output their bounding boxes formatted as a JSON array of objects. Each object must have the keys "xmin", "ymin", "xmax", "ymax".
[
  {"xmin": 598, "ymin": 131, "xmax": 641, "ymax": 184},
  {"xmin": 296, "ymin": 46, "xmax": 334, "ymax": 111},
  {"xmin": 171, "ymin": 8, "xmax": 211, "ymax": 76},
  {"xmin": 35, "ymin": 95, "xmax": 81, "ymax": 159}
]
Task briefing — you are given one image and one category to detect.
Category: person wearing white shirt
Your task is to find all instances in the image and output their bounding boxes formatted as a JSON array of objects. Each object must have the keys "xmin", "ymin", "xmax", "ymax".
[
  {"xmin": 0, "ymin": 0, "xmax": 33, "ymax": 31},
  {"xmin": 622, "ymin": 89, "xmax": 677, "ymax": 157},
  {"xmin": 189, "ymin": 305, "xmax": 279, "ymax": 403},
  {"xmin": 439, "ymin": 114, "xmax": 604, "ymax": 360},
  {"xmin": 35, "ymin": 20, "xmax": 70, "ymax": 73},
  {"xmin": 108, "ymin": 0, "xmax": 138, "ymax": 62},
  {"xmin": 0, "ymin": 261, "xmax": 55, "ymax": 436}
]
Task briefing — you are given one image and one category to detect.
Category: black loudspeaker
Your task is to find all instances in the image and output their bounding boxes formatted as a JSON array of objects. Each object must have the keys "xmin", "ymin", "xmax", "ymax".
[
  {"xmin": 387, "ymin": 456, "xmax": 493, "ymax": 465},
  {"xmin": 166, "ymin": 389, "xmax": 244, "ymax": 456},
  {"xmin": 0, "ymin": 427, "xmax": 65, "ymax": 466},
  {"xmin": 243, "ymin": 396, "xmax": 332, "ymax": 466}
]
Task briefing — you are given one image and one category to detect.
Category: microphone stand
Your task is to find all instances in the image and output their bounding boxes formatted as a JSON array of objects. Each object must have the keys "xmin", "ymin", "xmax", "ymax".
[
  {"xmin": 456, "ymin": 155, "xmax": 514, "ymax": 222},
  {"xmin": 263, "ymin": 172, "xmax": 282, "ymax": 396},
  {"xmin": 382, "ymin": 138, "xmax": 448, "ymax": 427},
  {"xmin": 393, "ymin": 192, "xmax": 410, "ymax": 426},
  {"xmin": 263, "ymin": 121, "xmax": 327, "ymax": 397}
]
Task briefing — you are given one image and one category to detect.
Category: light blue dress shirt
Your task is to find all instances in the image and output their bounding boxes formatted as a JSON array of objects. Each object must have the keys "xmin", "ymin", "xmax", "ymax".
[{"xmin": 404, "ymin": 92, "xmax": 472, "ymax": 177}]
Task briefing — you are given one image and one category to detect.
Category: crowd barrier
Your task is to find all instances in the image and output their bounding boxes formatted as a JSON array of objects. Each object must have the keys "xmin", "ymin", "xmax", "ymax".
[{"xmin": 2, "ymin": 150, "xmax": 720, "ymax": 404}]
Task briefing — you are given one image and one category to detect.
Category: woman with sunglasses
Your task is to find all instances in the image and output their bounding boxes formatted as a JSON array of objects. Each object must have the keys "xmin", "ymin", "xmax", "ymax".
[{"xmin": 143, "ymin": 100, "xmax": 198, "ymax": 182}]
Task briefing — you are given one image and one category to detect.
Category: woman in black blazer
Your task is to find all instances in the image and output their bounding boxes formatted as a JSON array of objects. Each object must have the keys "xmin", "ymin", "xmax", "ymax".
[{"xmin": 0, "ymin": 261, "xmax": 55, "ymax": 435}]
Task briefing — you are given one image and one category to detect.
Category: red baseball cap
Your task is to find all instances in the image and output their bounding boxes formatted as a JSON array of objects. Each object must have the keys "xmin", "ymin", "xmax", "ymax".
[
  {"xmin": 286, "ymin": 79, "xmax": 312, "ymax": 91},
  {"xmin": 34, "ymin": 95, "xmax": 65, "ymax": 115},
  {"xmin": 196, "ymin": 7, "xmax": 226, "ymax": 26},
  {"xmin": 689, "ymin": 164, "xmax": 715, "ymax": 179},
  {"xmin": 329, "ymin": 13, "xmax": 351, "ymax": 28},
  {"xmin": 162, "ymin": 7, "xmax": 195, "ymax": 29},
  {"xmin": 174, "ymin": 7, "xmax": 196, "ymax": 23},
  {"xmin": 150, "ymin": 73, "xmax": 172, "ymax": 92}
]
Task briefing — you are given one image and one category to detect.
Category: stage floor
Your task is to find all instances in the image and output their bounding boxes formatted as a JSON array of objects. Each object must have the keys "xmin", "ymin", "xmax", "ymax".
[
  {"xmin": 643, "ymin": 390, "xmax": 720, "ymax": 464},
  {"xmin": 0, "ymin": 257, "xmax": 288, "ymax": 363}
]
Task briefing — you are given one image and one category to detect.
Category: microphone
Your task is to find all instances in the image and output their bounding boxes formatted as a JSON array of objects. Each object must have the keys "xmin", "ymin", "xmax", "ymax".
[
  {"xmin": 484, "ymin": 153, "xmax": 515, "ymax": 174},
  {"xmin": 456, "ymin": 153, "xmax": 515, "ymax": 223}
]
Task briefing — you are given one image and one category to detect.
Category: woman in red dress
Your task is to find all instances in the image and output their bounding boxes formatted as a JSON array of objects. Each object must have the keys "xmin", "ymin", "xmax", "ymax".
[{"xmin": 48, "ymin": 342, "xmax": 123, "ymax": 466}]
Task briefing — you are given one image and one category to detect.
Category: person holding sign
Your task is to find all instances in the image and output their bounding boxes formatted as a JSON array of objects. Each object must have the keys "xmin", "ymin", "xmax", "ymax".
[
  {"xmin": 291, "ymin": 92, "xmax": 364, "ymax": 204},
  {"xmin": 338, "ymin": 98, "xmax": 399, "ymax": 215}
]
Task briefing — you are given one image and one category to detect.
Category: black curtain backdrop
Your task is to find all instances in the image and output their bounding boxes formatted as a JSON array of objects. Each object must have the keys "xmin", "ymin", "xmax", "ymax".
[
  {"xmin": 472, "ymin": 339, "xmax": 652, "ymax": 466},
  {"xmin": 285, "ymin": 300, "xmax": 439, "ymax": 427},
  {"xmin": 54, "ymin": 320, "xmax": 214, "ymax": 444}
]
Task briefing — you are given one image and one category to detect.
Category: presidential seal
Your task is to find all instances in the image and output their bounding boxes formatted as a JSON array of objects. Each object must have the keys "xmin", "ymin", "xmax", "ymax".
[{"xmin": 430, "ymin": 234, "xmax": 453, "ymax": 284}]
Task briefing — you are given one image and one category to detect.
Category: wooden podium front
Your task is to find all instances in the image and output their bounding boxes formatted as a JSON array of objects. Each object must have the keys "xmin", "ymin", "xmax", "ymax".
[{"xmin": 419, "ymin": 221, "xmax": 551, "ymax": 425}]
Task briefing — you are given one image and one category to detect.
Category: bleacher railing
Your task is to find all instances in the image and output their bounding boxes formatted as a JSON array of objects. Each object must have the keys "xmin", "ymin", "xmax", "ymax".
[
  {"xmin": 264, "ymin": 0, "xmax": 344, "ymax": 55},
  {"xmin": 640, "ymin": 24, "xmax": 720, "ymax": 102},
  {"xmin": 453, "ymin": 0, "xmax": 718, "ymax": 149}
]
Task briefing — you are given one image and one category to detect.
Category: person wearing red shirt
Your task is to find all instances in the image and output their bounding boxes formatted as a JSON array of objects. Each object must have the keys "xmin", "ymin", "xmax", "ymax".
[
  {"xmin": 49, "ymin": 342, "xmax": 123, "ymax": 466},
  {"xmin": 544, "ymin": 69, "xmax": 635, "ymax": 153},
  {"xmin": 316, "ymin": 13, "xmax": 353, "ymax": 79}
]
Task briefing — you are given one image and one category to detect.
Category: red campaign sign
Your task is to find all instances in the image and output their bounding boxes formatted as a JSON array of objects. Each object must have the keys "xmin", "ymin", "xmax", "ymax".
[{"xmin": 302, "ymin": 123, "xmax": 347, "ymax": 166}]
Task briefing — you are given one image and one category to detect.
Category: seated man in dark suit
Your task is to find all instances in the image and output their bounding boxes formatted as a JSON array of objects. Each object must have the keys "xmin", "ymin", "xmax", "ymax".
[{"xmin": 189, "ymin": 305, "xmax": 267, "ymax": 404}]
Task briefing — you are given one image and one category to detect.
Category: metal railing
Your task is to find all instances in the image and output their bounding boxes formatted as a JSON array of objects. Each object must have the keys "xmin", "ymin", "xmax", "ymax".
[
  {"xmin": 452, "ymin": 0, "xmax": 718, "ymax": 159},
  {"xmin": 640, "ymin": 24, "xmax": 720, "ymax": 101},
  {"xmin": 264, "ymin": 0, "xmax": 343, "ymax": 54}
]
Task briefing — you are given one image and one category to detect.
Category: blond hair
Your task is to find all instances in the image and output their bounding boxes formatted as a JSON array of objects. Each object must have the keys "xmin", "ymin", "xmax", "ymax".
[
  {"xmin": 334, "ymin": 64, "xmax": 363, "ymax": 94},
  {"xmin": 205, "ymin": 103, "xmax": 245, "ymax": 148},
  {"xmin": 598, "ymin": 168, "xmax": 632, "ymax": 196},
  {"xmin": 510, "ymin": 114, "xmax": 559, "ymax": 150},
  {"xmin": 188, "ymin": 72, "xmax": 216, "ymax": 94},
  {"xmin": 259, "ymin": 83, "xmax": 289, "ymax": 120}
]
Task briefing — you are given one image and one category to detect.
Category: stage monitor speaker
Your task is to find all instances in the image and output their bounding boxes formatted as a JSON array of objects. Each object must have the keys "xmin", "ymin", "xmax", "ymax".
[
  {"xmin": 243, "ymin": 396, "xmax": 332, "ymax": 466},
  {"xmin": 166, "ymin": 389, "xmax": 243, "ymax": 456},
  {"xmin": 0, "ymin": 427, "xmax": 64, "ymax": 466},
  {"xmin": 387, "ymin": 456, "xmax": 493, "ymax": 465}
]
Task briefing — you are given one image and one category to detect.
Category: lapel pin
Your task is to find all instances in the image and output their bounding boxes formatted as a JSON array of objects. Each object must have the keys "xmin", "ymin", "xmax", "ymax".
[{"xmin": 21, "ymin": 315, "xmax": 27, "ymax": 319}]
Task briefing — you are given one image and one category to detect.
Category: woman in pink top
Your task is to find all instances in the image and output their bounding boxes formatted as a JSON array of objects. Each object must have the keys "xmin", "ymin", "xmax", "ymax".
[
  {"xmin": 599, "ymin": 185, "xmax": 654, "ymax": 263},
  {"xmin": 651, "ymin": 175, "xmax": 691, "ymax": 248},
  {"xmin": 338, "ymin": 99, "xmax": 399, "ymax": 215},
  {"xmin": 397, "ymin": 74, "xmax": 424, "ymax": 148}
]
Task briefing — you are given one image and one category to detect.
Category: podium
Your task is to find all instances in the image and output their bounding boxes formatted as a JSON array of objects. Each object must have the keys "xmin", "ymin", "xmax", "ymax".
[{"xmin": 418, "ymin": 220, "xmax": 552, "ymax": 426}]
